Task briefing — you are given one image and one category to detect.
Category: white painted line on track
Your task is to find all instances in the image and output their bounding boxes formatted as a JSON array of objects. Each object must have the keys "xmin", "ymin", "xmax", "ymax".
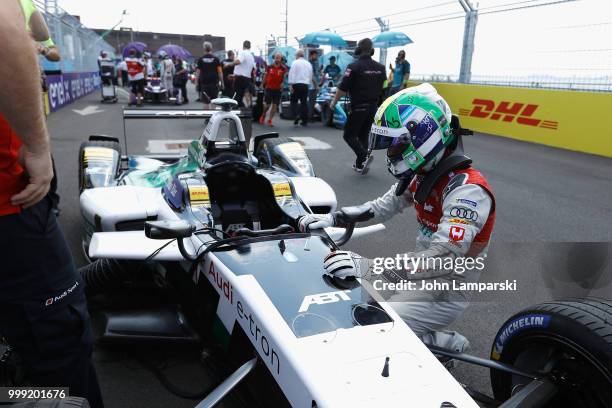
[
  {"xmin": 289, "ymin": 136, "xmax": 332, "ymax": 150},
  {"xmin": 147, "ymin": 139, "xmax": 193, "ymax": 154}
]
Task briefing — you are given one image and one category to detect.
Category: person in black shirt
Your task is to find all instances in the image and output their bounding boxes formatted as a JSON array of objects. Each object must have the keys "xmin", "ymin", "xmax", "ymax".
[
  {"xmin": 222, "ymin": 50, "xmax": 235, "ymax": 98},
  {"xmin": 331, "ymin": 38, "xmax": 386, "ymax": 174},
  {"xmin": 196, "ymin": 42, "xmax": 224, "ymax": 108}
]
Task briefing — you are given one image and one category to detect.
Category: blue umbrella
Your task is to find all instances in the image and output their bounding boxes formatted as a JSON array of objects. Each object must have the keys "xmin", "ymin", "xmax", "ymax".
[
  {"xmin": 267, "ymin": 46, "xmax": 296, "ymax": 66},
  {"xmin": 122, "ymin": 41, "xmax": 147, "ymax": 58},
  {"xmin": 300, "ymin": 31, "xmax": 347, "ymax": 48},
  {"xmin": 372, "ymin": 31, "xmax": 413, "ymax": 48},
  {"xmin": 319, "ymin": 51, "xmax": 354, "ymax": 75},
  {"xmin": 157, "ymin": 44, "xmax": 192, "ymax": 59}
]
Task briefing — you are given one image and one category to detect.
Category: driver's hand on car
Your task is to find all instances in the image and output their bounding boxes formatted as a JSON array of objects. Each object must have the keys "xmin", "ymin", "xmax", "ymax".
[
  {"xmin": 298, "ymin": 213, "xmax": 335, "ymax": 232},
  {"xmin": 324, "ymin": 251, "xmax": 373, "ymax": 279}
]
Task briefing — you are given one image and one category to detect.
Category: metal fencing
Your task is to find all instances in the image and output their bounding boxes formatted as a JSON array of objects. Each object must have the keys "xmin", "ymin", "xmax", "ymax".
[{"xmin": 33, "ymin": 0, "xmax": 116, "ymax": 73}]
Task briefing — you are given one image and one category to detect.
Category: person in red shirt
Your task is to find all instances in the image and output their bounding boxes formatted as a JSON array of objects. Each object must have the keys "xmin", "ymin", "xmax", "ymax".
[
  {"xmin": 259, "ymin": 52, "xmax": 287, "ymax": 126},
  {"xmin": 0, "ymin": 2, "xmax": 103, "ymax": 407}
]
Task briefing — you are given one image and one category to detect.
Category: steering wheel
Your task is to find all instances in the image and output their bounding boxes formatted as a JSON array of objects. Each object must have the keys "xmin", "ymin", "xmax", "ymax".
[{"xmin": 333, "ymin": 222, "xmax": 355, "ymax": 247}]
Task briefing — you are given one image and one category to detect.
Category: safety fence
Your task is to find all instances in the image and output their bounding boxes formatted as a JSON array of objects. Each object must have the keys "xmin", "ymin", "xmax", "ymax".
[
  {"xmin": 408, "ymin": 81, "xmax": 612, "ymax": 158},
  {"xmin": 31, "ymin": 1, "xmax": 115, "ymax": 112},
  {"xmin": 33, "ymin": 0, "xmax": 116, "ymax": 73}
]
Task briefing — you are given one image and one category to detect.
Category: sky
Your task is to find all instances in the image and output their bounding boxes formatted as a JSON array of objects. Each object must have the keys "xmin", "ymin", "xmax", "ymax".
[{"xmin": 58, "ymin": 0, "xmax": 612, "ymax": 80}]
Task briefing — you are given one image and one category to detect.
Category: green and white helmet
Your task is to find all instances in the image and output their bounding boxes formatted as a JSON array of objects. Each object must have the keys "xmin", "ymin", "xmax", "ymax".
[{"xmin": 369, "ymin": 83, "xmax": 454, "ymax": 180}]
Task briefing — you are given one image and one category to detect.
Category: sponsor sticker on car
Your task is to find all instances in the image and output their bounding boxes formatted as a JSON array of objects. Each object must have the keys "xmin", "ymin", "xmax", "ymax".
[
  {"xmin": 189, "ymin": 185, "xmax": 210, "ymax": 204},
  {"xmin": 273, "ymin": 182, "xmax": 292, "ymax": 197}
]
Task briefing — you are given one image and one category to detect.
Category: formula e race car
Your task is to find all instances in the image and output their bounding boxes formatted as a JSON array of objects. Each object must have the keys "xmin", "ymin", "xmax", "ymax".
[
  {"xmin": 67, "ymin": 99, "xmax": 612, "ymax": 408},
  {"xmin": 144, "ymin": 76, "xmax": 170, "ymax": 104},
  {"xmin": 315, "ymin": 76, "xmax": 349, "ymax": 129}
]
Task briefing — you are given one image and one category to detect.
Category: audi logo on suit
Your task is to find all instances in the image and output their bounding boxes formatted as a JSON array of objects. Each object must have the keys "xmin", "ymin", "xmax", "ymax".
[{"xmin": 450, "ymin": 207, "xmax": 478, "ymax": 221}]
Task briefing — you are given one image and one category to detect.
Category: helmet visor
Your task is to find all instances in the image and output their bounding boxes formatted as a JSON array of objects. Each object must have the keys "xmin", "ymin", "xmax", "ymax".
[{"xmin": 368, "ymin": 124, "xmax": 408, "ymax": 151}]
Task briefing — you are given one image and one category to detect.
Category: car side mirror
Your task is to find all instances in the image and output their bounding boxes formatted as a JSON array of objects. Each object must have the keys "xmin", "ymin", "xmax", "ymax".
[{"xmin": 145, "ymin": 220, "xmax": 195, "ymax": 240}]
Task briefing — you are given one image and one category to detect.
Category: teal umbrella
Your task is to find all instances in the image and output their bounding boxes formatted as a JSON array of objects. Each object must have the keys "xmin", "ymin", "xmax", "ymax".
[
  {"xmin": 268, "ymin": 46, "xmax": 296, "ymax": 65},
  {"xmin": 300, "ymin": 31, "xmax": 347, "ymax": 48},
  {"xmin": 319, "ymin": 51, "xmax": 354, "ymax": 74},
  {"xmin": 372, "ymin": 31, "xmax": 413, "ymax": 48}
]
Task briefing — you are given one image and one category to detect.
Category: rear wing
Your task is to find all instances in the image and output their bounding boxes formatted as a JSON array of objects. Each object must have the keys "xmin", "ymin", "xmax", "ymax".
[{"xmin": 121, "ymin": 108, "xmax": 253, "ymax": 156}]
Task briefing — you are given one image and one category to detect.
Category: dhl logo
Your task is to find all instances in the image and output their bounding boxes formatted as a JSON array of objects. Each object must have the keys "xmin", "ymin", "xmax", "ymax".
[
  {"xmin": 273, "ymin": 183, "xmax": 292, "ymax": 197},
  {"xmin": 459, "ymin": 99, "xmax": 558, "ymax": 130},
  {"xmin": 188, "ymin": 186, "xmax": 209, "ymax": 202}
]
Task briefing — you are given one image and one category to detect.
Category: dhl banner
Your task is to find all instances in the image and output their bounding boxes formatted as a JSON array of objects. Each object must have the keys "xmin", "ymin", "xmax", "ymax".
[{"xmin": 408, "ymin": 81, "xmax": 612, "ymax": 158}]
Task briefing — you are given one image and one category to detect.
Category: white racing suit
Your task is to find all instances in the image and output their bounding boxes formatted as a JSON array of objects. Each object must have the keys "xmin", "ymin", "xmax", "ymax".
[
  {"xmin": 364, "ymin": 167, "xmax": 495, "ymax": 346},
  {"xmin": 160, "ymin": 58, "xmax": 175, "ymax": 98}
]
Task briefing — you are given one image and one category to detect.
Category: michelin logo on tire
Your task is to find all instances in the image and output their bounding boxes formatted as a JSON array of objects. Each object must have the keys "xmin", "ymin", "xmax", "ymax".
[{"xmin": 492, "ymin": 314, "xmax": 550, "ymax": 360}]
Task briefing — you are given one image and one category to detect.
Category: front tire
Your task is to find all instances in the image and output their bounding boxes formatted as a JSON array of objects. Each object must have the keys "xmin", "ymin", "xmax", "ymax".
[{"xmin": 490, "ymin": 298, "xmax": 612, "ymax": 407}]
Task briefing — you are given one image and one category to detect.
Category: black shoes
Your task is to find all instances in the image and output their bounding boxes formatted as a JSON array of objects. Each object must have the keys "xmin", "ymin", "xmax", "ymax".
[{"xmin": 352, "ymin": 155, "xmax": 373, "ymax": 175}]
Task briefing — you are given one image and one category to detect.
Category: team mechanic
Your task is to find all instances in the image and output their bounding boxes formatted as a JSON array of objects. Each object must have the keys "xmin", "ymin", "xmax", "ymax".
[
  {"xmin": 300, "ymin": 84, "xmax": 496, "ymax": 351},
  {"xmin": 0, "ymin": 1, "xmax": 104, "ymax": 406},
  {"xmin": 330, "ymin": 38, "xmax": 386, "ymax": 175}
]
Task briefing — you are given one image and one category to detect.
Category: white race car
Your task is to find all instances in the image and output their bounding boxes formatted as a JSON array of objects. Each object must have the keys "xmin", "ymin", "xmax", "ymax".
[{"xmin": 75, "ymin": 99, "xmax": 612, "ymax": 408}]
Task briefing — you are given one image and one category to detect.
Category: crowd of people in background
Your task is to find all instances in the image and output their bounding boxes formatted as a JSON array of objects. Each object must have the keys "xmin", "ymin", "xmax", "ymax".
[{"xmin": 100, "ymin": 37, "xmax": 411, "ymax": 128}]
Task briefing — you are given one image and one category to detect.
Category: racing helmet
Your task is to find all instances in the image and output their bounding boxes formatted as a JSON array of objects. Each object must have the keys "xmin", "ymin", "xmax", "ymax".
[{"xmin": 369, "ymin": 83, "xmax": 454, "ymax": 181}]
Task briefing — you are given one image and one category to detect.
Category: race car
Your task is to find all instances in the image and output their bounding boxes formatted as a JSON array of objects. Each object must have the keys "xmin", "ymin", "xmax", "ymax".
[
  {"xmin": 144, "ymin": 76, "xmax": 170, "ymax": 104},
  {"xmin": 69, "ymin": 99, "xmax": 612, "ymax": 407},
  {"xmin": 315, "ymin": 76, "xmax": 349, "ymax": 129}
]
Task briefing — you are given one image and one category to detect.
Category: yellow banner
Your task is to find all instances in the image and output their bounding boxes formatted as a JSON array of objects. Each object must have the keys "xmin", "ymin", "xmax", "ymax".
[{"xmin": 408, "ymin": 82, "xmax": 612, "ymax": 158}]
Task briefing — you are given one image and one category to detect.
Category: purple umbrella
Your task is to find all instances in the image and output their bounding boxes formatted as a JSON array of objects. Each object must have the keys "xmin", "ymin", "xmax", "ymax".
[
  {"xmin": 157, "ymin": 44, "xmax": 192, "ymax": 59},
  {"xmin": 122, "ymin": 42, "xmax": 147, "ymax": 58},
  {"xmin": 254, "ymin": 55, "xmax": 266, "ymax": 67}
]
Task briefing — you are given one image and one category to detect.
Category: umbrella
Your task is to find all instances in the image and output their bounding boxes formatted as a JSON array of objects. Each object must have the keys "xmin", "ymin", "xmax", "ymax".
[
  {"xmin": 299, "ymin": 31, "xmax": 347, "ymax": 48},
  {"xmin": 254, "ymin": 55, "xmax": 266, "ymax": 67},
  {"xmin": 267, "ymin": 46, "xmax": 296, "ymax": 66},
  {"xmin": 157, "ymin": 44, "xmax": 192, "ymax": 59},
  {"xmin": 372, "ymin": 31, "xmax": 413, "ymax": 48},
  {"xmin": 319, "ymin": 51, "xmax": 354, "ymax": 75},
  {"xmin": 122, "ymin": 42, "xmax": 147, "ymax": 58}
]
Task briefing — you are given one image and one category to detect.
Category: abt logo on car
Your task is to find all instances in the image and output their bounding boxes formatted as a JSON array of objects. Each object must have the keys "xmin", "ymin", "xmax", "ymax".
[
  {"xmin": 299, "ymin": 290, "xmax": 351, "ymax": 313},
  {"xmin": 458, "ymin": 99, "xmax": 558, "ymax": 130}
]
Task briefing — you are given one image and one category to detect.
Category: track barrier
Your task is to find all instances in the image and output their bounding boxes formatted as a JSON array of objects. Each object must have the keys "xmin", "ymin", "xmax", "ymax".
[{"xmin": 408, "ymin": 81, "xmax": 612, "ymax": 158}]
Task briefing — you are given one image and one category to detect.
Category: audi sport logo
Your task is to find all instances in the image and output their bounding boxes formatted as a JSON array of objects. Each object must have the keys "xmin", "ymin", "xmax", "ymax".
[
  {"xmin": 458, "ymin": 99, "xmax": 558, "ymax": 130},
  {"xmin": 450, "ymin": 207, "xmax": 478, "ymax": 221},
  {"xmin": 449, "ymin": 226, "xmax": 465, "ymax": 242}
]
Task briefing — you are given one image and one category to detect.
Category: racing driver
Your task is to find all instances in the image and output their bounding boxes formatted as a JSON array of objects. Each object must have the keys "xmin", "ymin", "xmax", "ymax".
[{"xmin": 299, "ymin": 83, "xmax": 496, "ymax": 351}]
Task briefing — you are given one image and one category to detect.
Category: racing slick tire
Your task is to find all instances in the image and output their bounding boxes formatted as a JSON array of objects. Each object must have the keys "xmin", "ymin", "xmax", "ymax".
[
  {"xmin": 79, "ymin": 258, "xmax": 140, "ymax": 297},
  {"xmin": 78, "ymin": 140, "xmax": 121, "ymax": 193},
  {"xmin": 490, "ymin": 297, "xmax": 612, "ymax": 407}
]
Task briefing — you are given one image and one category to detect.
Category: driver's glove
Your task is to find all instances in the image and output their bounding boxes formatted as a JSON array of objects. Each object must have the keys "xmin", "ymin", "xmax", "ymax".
[
  {"xmin": 324, "ymin": 251, "xmax": 373, "ymax": 279},
  {"xmin": 298, "ymin": 213, "xmax": 336, "ymax": 232}
]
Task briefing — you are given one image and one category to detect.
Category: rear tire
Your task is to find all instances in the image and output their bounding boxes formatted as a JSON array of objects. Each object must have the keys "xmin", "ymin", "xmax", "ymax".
[
  {"xmin": 490, "ymin": 297, "xmax": 612, "ymax": 407},
  {"xmin": 79, "ymin": 258, "xmax": 141, "ymax": 297},
  {"xmin": 78, "ymin": 140, "xmax": 121, "ymax": 193}
]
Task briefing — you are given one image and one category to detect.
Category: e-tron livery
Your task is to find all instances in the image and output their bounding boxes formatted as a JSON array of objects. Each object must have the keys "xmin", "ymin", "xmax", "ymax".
[{"xmin": 72, "ymin": 99, "xmax": 612, "ymax": 408}]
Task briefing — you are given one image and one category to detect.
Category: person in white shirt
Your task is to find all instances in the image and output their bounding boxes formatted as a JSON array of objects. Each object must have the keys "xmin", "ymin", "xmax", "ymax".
[
  {"xmin": 288, "ymin": 49, "xmax": 313, "ymax": 126},
  {"xmin": 228, "ymin": 40, "xmax": 255, "ymax": 107},
  {"xmin": 159, "ymin": 51, "xmax": 175, "ymax": 101},
  {"xmin": 143, "ymin": 52, "xmax": 155, "ymax": 78}
]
